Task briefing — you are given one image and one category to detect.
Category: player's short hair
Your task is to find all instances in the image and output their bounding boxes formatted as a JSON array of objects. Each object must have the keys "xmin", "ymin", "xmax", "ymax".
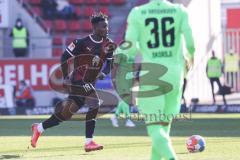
[{"xmin": 90, "ymin": 12, "xmax": 108, "ymax": 25}]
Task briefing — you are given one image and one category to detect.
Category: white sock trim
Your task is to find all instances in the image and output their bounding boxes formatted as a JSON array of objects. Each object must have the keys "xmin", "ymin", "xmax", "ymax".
[
  {"xmin": 37, "ymin": 123, "xmax": 44, "ymax": 133},
  {"xmin": 85, "ymin": 138, "xmax": 93, "ymax": 145}
]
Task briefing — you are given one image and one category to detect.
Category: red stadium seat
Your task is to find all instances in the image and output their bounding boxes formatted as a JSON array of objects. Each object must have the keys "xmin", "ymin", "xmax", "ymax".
[
  {"xmin": 52, "ymin": 48, "xmax": 63, "ymax": 57},
  {"xmin": 112, "ymin": 0, "xmax": 126, "ymax": 5},
  {"xmin": 99, "ymin": 7, "xmax": 110, "ymax": 16},
  {"xmin": 54, "ymin": 20, "xmax": 67, "ymax": 33},
  {"xmin": 75, "ymin": 7, "xmax": 82, "ymax": 17},
  {"xmin": 85, "ymin": 0, "xmax": 98, "ymax": 5},
  {"xmin": 43, "ymin": 20, "xmax": 53, "ymax": 32},
  {"xmin": 83, "ymin": 7, "xmax": 95, "ymax": 17},
  {"xmin": 53, "ymin": 37, "xmax": 63, "ymax": 45},
  {"xmin": 99, "ymin": 0, "xmax": 111, "ymax": 5},
  {"xmin": 69, "ymin": 0, "xmax": 84, "ymax": 5},
  {"xmin": 32, "ymin": 7, "xmax": 42, "ymax": 16},
  {"xmin": 66, "ymin": 37, "xmax": 77, "ymax": 45},
  {"xmin": 29, "ymin": 0, "xmax": 41, "ymax": 5},
  {"xmin": 68, "ymin": 20, "xmax": 81, "ymax": 33},
  {"xmin": 82, "ymin": 20, "xmax": 92, "ymax": 32}
]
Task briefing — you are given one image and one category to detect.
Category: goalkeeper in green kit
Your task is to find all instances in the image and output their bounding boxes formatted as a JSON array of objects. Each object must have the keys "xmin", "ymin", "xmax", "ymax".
[
  {"xmin": 110, "ymin": 47, "xmax": 136, "ymax": 127},
  {"xmin": 123, "ymin": 0, "xmax": 195, "ymax": 159}
]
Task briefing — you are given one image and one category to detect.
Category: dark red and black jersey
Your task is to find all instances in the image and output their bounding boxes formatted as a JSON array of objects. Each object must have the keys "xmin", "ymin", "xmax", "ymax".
[{"xmin": 65, "ymin": 35, "xmax": 114, "ymax": 83}]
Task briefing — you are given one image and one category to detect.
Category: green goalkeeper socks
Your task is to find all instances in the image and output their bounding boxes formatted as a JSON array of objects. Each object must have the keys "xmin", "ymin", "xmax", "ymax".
[
  {"xmin": 115, "ymin": 100, "xmax": 130, "ymax": 119},
  {"xmin": 147, "ymin": 125, "xmax": 177, "ymax": 160}
]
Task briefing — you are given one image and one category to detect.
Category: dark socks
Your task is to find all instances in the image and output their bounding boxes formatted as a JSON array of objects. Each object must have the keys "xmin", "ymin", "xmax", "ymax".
[
  {"xmin": 85, "ymin": 120, "xmax": 96, "ymax": 138},
  {"xmin": 42, "ymin": 114, "xmax": 62, "ymax": 130}
]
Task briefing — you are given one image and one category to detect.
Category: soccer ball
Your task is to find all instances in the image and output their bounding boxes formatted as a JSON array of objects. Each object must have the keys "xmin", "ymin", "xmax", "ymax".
[{"xmin": 186, "ymin": 135, "xmax": 206, "ymax": 153}]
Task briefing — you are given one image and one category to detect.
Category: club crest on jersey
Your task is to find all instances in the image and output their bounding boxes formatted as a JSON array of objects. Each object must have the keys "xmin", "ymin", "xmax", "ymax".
[
  {"xmin": 92, "ymin": 55, "xmax": 100, "ymax": 67},
  {"xmin": 103, "ymin": 42, "xmax": 117, "ymax": 53},
  {"xmin": 68, "ymin": 42, "xmax": 75, "ymax": 52}
]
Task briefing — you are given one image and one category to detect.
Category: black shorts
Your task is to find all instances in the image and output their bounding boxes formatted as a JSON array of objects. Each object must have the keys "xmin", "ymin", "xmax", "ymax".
[
  {"xmin": 67, "ymin": 80, "xmax": 98, "ymax": 107},
  {"xmin": 68, "ymin": 95, "xmax": 85, "ymax": 106},
  {"xmin": 65, "ymin": 80, "xmax": 94, "ymax": 96}
]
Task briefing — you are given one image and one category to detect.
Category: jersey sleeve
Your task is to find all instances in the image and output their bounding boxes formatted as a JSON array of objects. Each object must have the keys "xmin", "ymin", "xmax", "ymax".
[
  {"xmin": 180, "ymin": 6, "xmax": 195, "ymax": 57},
  {"xmin": 113, "ymin": 48, "xmax": 122, "ymax": 64},
  {"xmin": 106, "ymin": 51, "xmax": 113, "ymax": 60},
  {"xmin": 102, "ymin": 53, "xmax": 113, "ymax": 75},
  {"xmin": 105, "ymin": 38, "xmax": 115, "ymax": 60},
  {"xmin": 65, "ymin": 39, "xmax": 81, "ymax": 56},
  {"xmin": 124, "ymin": 7, "xmax": 140, "ymax": 59}
]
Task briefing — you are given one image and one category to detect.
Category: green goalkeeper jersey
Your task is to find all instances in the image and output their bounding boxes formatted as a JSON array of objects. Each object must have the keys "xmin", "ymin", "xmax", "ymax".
[
  {"xmin": 125, "ymin": 0, "xmax": 195, "ymax": 69},
  {"xmin": 113, "ymin": 47, "xmax": 134, "ymax": 84},
  {"xmin": 112, "ymin": 47, "xmax": 135, "ymax": 95}
]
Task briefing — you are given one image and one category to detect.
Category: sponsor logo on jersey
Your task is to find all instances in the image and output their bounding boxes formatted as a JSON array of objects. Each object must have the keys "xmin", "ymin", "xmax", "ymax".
[
  {"xmin": 92, "ymin": 55, "xmax": 100, "ymax": 67},
  {"xmin": 86, "ymin": 47, "xmax": 93, "ymax": 51},
  {"xmin": 152, "ymin": 51, "xmax": 172, "ymax": 58},
  {"xmin": 68, "ymin": 42, "xmax": 75, "ymax": 52}
]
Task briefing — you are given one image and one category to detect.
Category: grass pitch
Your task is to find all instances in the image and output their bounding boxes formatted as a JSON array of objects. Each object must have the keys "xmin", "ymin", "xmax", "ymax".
[{"xmin": 0, "ymin": 114, "xmax": 240, "ymax": 160}]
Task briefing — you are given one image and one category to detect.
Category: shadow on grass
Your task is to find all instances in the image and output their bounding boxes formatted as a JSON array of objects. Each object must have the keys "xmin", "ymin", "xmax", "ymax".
[
  {"xmin": 177, "ymin": 152, "xmax": 189, "ymax": 155},
  {"xmin": 0, "ymin": 155, "xmax": 20, "ymax": 159},
  {"xmin": 0, "ymin": 118, "xmax": 240, "ymax": 137},
  {"xmin": 0, "ymin": 142, "xmax": 150, "ymax": 155}
]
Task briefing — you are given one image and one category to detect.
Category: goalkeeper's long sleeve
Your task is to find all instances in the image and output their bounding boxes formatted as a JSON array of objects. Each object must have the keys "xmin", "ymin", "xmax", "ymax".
[
  {"xmin": 124, "ymin": 8, "xmax": 140, "ymax": 60},
  {"xmin": 181, "ymin": 6, "xmax": 195, "ymax": 58}
]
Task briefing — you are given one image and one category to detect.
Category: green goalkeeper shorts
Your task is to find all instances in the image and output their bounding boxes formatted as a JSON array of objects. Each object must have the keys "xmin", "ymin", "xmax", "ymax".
[
  {"xmin": 137, "ymin": 67, "xmax": 184, "ymax": 124},
  {"xmin": 115, "ymin": 75, "xmax": 133, "ymax": 96}
]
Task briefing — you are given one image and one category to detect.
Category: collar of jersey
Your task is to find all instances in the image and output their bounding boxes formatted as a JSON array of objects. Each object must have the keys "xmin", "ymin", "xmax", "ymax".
[{"xmin": 89, "ymin": 35, "xmax": 103, "ymax": 43}]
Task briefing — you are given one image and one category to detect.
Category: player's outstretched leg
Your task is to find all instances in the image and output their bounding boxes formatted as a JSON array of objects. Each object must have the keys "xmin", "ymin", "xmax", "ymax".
[
  {"xmin": 110, "ymin": 99, "xmax": 135, "ymax": 127},
  {"xmin": 122, "ymin": 95, "xmax": 135, "ymax": 127},
  {"xmin": 111, "ymin": 92, "xmax": 136, "ymax": 127},
  {"xmin": 147, "ymin": 124, "xmax": 177, "ymax": 160},
  {"xmin": 84, "ymin": 92, "xmax": 103, "ymax": 152},
  {"xmin": 120, "ymin": 100, "xmax": 135, "ymax": 127},
  {"xmin": 31, "ymin": 99, "xmax": 80, "ymax": 148},
  {"xmin": 110, "ymin": 101, "xmax": 123, "ymax": 127},
  {"xmin": 85, "ymin": 110, "xmax": 103, "ymax": 152}
]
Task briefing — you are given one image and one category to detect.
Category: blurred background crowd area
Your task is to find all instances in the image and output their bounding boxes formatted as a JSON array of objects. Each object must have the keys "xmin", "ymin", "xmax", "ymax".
[{"xmin": 1, "ymin": 0, "xmax": 240, "ymax": 114}]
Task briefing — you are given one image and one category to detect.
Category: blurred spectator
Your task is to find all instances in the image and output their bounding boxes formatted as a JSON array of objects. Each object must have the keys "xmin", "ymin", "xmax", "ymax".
[
  {"xmin": 9, "ymin": 18, "xmax": 29, "ymax": 57},
  {"xmin": 224, "ymin": 49, "xmax": 239, "ymax": 88},
  {"xmin": 56, "ymin": 0, "xmax": 76, "ymax": 19},
  {"xmin": 41, "ymin": 0, "xmax": 58, "ymax": 19},
  {"xmin": 15, "ymin": 80, "xmax": 35, "ymax": 114},
  {"xmin": 206, "ymin": 50, "xmax": 226, "ymax": 105}
]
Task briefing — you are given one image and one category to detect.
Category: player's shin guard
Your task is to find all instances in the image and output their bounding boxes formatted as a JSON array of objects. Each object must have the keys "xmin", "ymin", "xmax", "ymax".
[
  {"xmin": 147, "ymin": 125, "xmax": 177, "ymax": 160},
  {"xmin": 85, "ymin": 106, "xmax": 99, "ymax": 137},
  {"xmin": 42, "ymin": 114, "xmax": 62, "ymax": 130},
  {"xmin": 86, "ymin": 119, "xmax": 96, "ymax": 138}
]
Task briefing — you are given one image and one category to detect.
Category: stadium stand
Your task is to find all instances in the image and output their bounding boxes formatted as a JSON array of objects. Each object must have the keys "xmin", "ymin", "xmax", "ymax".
[
  {"xmin": 52, "ymin": 47, "xmax": 63, "ymax": 57},
  {"xmin": 99, "ymin": 0, "xmax": 111, "ymax": 5},
  {"xmin": 4, "ymin": 0, "xmax": 143, "ymax": 59},
  {"xmin": 69, "ymin": 0, "xmax": 84, "ymax": 5},
  {"xmin": 68, "ymin": 20, "xmax": 81, "ymax": 33},
  {"xmin": 82, "ymin": 6, "xmax": 95, "ymax": 17},
  {"xmin": 52, "ymin": 37, "xmax": 63, "ymax": 46},
  {"xmin": 54, "ymin": 20, "xmax": 67, "ymax": 33},
  {"xmin": 2, "ymin": 0, "xmax": 240, "ymax": 115},
  {"xmin": 17, "ymin": 0, "xmax": 128, "ymax": 57},
  {"xmin": 85, "ymin": 0, "xmax": 98, "ymax": 5},
  {"xmin": 112, "ymin": 0, "xmax": 126, "ymax": 5},
  {"xmin": 28, "ymin": 0, "xmax": 41, "ymax": 6}
]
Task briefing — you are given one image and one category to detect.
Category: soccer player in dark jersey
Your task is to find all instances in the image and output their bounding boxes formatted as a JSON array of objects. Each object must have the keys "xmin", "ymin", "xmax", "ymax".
[{"xmin": 30, "ymin": 12, "xmax": 116, "ymax": 152}]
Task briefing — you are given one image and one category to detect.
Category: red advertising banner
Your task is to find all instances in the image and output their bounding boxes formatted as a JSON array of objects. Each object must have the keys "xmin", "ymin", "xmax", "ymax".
[
  {"xmin": 227, "ymin": 8, "xmax": 240, "ymax": 29},
  {"xmin": 0, "ymin": 59, "xmax": 60, "ymax": 90}
]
